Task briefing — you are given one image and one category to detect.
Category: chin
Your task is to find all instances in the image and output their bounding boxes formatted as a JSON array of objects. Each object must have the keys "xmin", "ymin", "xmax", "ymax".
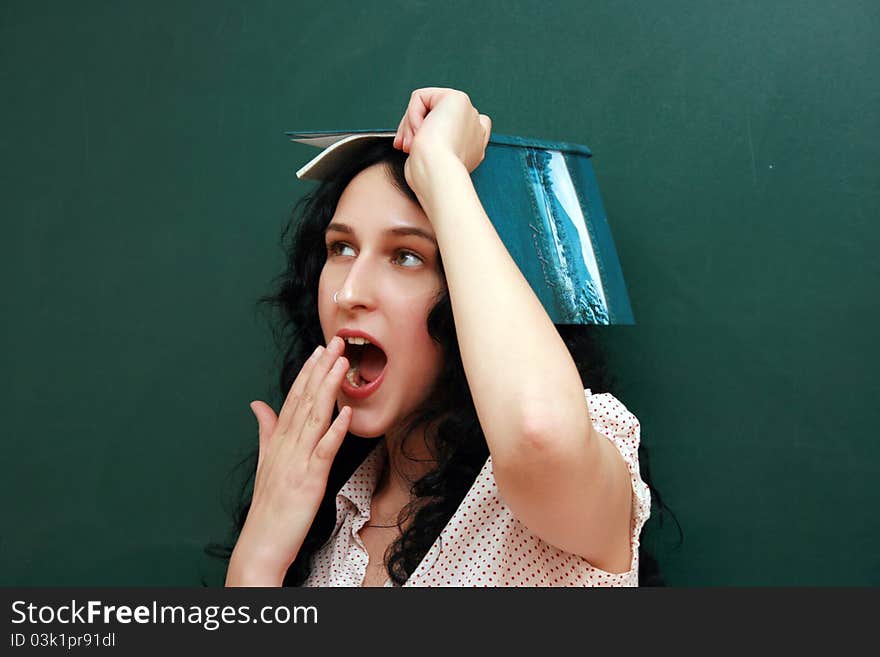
[{"xmin": 346, "ymin": 412, "xmax": 388, "ymax": 439}]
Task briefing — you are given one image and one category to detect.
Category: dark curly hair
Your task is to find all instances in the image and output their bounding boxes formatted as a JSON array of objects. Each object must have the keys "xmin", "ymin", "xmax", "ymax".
[{"xmin": 209, "ymin": 139, "xmax": 676, "ymax": 586}]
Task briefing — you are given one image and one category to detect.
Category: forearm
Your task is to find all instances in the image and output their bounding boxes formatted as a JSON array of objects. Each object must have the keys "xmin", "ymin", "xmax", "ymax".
[
  {"xmin": 225, "ymin": 564, "xmax": 283, "ymax": 587},
  {"xmin": 412, "ymin": 153, "xmax": 592, "ymax": 463},
  {"xmin": 225, "ymin": 525, "xmax": 297, "ymax": 587},
  {"xmin": 225, "ymin": 548, "xmax": 286, "ymax": 587}
]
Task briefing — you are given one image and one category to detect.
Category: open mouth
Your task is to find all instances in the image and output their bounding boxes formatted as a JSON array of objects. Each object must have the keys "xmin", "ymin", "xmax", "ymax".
[{"xmin": 343, "ymin": 338, "xmax": 388, "ymax": 389}]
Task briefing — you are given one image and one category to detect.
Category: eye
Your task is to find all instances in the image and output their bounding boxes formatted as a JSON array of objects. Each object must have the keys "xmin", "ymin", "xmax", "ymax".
[
  {"xmin": 393, "ymin": 250, "xmax": 423, "ymax": 267},
  {"xmin": 327, "ymin": 241, "xmax": 355, "ymax": 257}
]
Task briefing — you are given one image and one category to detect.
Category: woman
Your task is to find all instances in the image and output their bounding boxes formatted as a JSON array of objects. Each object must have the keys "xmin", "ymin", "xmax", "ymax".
[{"xmin": 224, "ymin": 87, "xmax": 652, "ymax": 586}]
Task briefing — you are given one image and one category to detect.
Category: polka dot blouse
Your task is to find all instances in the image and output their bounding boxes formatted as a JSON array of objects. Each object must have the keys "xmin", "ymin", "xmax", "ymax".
[{"xmin": 304, "ymin": 389, "xmax": 651, "ymax": 587}]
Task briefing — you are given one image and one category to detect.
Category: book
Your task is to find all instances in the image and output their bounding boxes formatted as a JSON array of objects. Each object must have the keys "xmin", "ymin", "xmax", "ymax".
[{"xmin": 287, "ymin": 129, "xmax": 634, "ymax": 325}]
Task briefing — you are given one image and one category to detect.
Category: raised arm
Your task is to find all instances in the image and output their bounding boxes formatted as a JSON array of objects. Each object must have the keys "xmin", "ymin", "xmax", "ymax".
[{"xmin": 395, "ymin": 88, "xmax": 634, "ymax": 573}]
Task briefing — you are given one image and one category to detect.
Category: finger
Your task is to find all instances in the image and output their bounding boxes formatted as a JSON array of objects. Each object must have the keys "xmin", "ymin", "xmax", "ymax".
[
  {"xmin": 296, "ymin": 353, "xmax": 349, "ymax": 456},
  {"xmin": 402, "ymin": 98, "xmax": 426, "ymax": 152},
  {"xmin": 394, "ymin": 112, "xmax": 407, "ymax": 150},
  {"xmin": 407, "ymin": 92, "xmax": 429, "ymax": 135},
  {"xmin": 250, "ymin": 400, "xmax": 278, "ymax": 473},
  {"xmin": 399, "ymin": 116, "xmax": 412, "ymax": 152},
  {"xmin": 397, "ymin": 89, "xmax": 429, "ymax": 149},
  {"xmin": 276, "ymin": 344, "xmax": 324, "ymax": 432},
  {"xmin": 400, "ymin": 87, "xmax": 450, "ymax": 152},
  {"xmin": 479, "ymin": 114, "xmax": 492, "ymax": 149},
  {"xmin": 413, "ymin": 87, "xmax": 454, "ymax": 112},
  {"xmin": 310, "ymin": 405, "xmax": 352, "ymax": 474},
  {"xmin": 285, "ymin": 336, "xmax": 346, "ymax": 439}
]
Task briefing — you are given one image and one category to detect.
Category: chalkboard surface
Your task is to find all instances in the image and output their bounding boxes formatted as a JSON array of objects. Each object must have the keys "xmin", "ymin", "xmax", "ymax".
[{"xmin": 2, "ymin": 1, "xmax": 877, "ymax": 585}]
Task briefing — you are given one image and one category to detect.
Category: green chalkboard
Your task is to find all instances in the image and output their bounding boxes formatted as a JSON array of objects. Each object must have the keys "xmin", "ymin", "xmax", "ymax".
[{"xmin": 2, "ymin": 0, "xmax": 878, "ymax": 586}]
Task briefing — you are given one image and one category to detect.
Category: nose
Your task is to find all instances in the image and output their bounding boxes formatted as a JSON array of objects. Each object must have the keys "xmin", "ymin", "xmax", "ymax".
[{"xmin": 334, "ymin": 255, "xmax": 377, "ymax": 312}]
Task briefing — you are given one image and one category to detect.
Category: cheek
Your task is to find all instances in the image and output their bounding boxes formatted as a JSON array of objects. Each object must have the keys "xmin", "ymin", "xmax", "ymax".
[
  {"xmin": 317, "ymin": 268, "xmax": 335, "ymax": 341},
  {"xmin": 397, "ymin": 296, "xmax": 443, "ymax": 375}
]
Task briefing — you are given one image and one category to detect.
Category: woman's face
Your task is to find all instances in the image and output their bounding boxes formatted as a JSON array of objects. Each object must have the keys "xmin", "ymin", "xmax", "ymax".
[{"xmin": 318, "ymin": 162, "xmax": 445, "ymax": 438}]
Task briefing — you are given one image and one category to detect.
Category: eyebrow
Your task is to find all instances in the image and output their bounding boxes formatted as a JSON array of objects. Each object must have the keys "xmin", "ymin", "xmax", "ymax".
[{"xmin": 325, "ymin": 222, "xmax": 438, "ymax": 247}]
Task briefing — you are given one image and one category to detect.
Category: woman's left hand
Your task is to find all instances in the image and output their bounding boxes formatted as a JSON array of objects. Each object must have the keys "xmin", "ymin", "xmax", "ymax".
[{"xmin": 393, "ymin": 87, "xmax": 491, "ymax": 192}]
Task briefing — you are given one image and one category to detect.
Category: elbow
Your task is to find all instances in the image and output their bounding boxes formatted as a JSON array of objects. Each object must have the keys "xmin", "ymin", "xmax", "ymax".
[
  {"xmin": 507, "ymin": 407, "xmax": 584, "ymax": 465},
  {"xmin": 518, "ymin": 410, "xmax": 561, "ymax": 453},
  {"xmin": 489, "ymin": 394, "xmax": 592, "ymax": 472}
]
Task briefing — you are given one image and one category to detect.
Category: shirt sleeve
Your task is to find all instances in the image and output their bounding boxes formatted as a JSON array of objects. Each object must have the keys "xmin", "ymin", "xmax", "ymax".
[{"xmin": 584, "ymin": 388, "xmax": 652, "ymax": 576}]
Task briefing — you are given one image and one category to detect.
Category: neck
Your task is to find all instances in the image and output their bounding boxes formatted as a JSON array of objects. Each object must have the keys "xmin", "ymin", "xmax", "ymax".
[{"xmin": 374, "ymin": 421, "xmax": 436, "ymax": 502}]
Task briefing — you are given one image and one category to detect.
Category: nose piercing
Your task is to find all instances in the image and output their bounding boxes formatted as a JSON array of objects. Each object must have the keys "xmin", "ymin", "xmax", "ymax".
[{"xmin": 333, "ymin": 291, "xmax": 339, "ymax": 304}]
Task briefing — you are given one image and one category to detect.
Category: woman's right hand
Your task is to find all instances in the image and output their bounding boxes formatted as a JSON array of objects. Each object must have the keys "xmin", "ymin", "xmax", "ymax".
[{"xmin": 226, "ymin": 336, "xmax": 351, "ymax": 586}]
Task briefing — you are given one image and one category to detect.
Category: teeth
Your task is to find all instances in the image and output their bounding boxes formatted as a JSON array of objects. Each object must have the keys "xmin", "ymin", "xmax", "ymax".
[
  {"xmin": 344, "ymin": 336, "xmax": 371, "ymax": 345},
  {"xmin": 345, "ymin": 365, "xmax": 361, "ymax": 388}
]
